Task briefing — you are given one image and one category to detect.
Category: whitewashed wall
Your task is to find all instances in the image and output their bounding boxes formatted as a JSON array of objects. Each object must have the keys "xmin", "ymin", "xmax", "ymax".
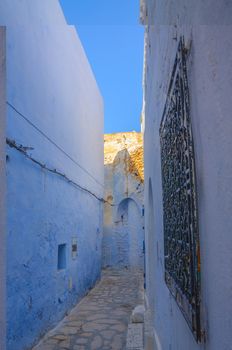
[{"xmin": 143, "ymin": 1, "xmax": 232, "ymax": 349}]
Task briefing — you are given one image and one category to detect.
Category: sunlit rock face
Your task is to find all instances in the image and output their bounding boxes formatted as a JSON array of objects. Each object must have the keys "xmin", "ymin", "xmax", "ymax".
[{"xmin": 103, "ymin": 132, "xmax": 144, "ymax": 269}]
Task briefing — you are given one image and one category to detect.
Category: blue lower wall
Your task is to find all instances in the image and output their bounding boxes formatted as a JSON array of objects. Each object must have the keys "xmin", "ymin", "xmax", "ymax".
[{"xmin": 6, "ymin": 147, "xmax": 102, "ymax": 350}]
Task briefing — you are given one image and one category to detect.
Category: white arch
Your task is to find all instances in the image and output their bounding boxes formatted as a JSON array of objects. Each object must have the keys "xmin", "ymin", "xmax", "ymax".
[
  {"xmin": 116, "ymin": 197, "xmax": 141, "ymax": 221},
  {"xmin": 116, "ymin": 197, "xmax": 144, "ymax": 268}
]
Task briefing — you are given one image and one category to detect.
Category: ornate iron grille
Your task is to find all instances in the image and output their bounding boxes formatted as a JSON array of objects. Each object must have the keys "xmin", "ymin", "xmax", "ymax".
[{"xmin": 159, "ymin": 37, "xmax": 201, "ymax": 341}]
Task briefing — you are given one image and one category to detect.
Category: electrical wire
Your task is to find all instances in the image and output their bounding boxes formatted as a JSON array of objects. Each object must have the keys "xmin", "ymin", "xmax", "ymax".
[
  {"xmin": 7, "ymin": 101, "xmax": 104, "ymax": 188},
  {"xmin": 6, "ymin": 138, "xmax": 110, "ymax": 204},
  {"xmin": 6, "ymin": 137, "xmax": 143, "ymax": 210}
]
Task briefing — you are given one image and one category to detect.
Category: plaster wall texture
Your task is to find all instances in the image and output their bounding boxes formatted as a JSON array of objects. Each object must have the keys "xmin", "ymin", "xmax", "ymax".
[
  {"xmin": 142, "ymin": 2, "xmax": 232, "ymax": 350},
  {"xmin": 0, "ymin": 26, "xmax": 6, "ymax": 350},
  {"xmin": 0, "ymin": 2, "xmax": 104, "ymax": 350},
  {"xmin": 141, "ymin": 0, "xmax": 232, "ymax": 25},
  {"xmin": 103, "ymin": 132, "xmax": 144, "ymax": 269}
]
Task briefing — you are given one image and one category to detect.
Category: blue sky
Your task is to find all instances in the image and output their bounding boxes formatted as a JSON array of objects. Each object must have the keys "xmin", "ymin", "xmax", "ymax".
[{"xmin": 59, "ymin": 0, "xmax": 144, "ymax": 134}]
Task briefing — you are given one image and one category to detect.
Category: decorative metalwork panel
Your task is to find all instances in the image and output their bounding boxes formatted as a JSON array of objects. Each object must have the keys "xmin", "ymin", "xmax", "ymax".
[{"xmin": 160, "ymin": 37, "xmax": 201, "ymax": 341}]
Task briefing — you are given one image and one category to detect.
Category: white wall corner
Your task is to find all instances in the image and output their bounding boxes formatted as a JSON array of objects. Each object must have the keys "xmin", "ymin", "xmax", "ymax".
[{"xmin": 140, "ymin": 0, "xmax": 147, "ymax": 24}]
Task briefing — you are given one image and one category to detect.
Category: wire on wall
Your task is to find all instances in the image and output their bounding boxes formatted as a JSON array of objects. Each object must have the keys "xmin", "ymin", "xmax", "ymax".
[
  {"xmin": 7, "ymin": 101, "xmax": 104, "ymax": 188},
  {"xmin": 6, "ymin": 138, "xmax": 110, "ymax": 204}
]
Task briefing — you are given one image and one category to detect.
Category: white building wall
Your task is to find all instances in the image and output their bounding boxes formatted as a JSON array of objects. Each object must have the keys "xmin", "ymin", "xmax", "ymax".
[
  {"xmin": 4, "ymin": 24, "xmax": 103, "ymax": 192},
  {"xmin": 0, "ymin": 26, "xmax": 6, "ymax": 350},
  {"xmin": 142, "ymin": 2, "xmax": 232, "ymax": 350},
  {"xmin": 0, "ymin": 0, "xmax": 66, "ymax": 27}
]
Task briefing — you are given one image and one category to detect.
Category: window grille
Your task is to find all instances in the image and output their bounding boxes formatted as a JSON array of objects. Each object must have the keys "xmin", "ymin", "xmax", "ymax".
[{"xmin": 159, "ymin": 37, "xmax": 201, "ymax": 341}]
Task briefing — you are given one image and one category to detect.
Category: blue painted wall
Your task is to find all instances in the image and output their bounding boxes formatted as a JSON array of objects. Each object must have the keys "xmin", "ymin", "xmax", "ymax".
[
  {"xmin": 0, "ymin": 27, "xmax": 6, "ymax": 350},
  {"xmin": 1, "ymin": 1, "xmax": 104, "ymax": 349},
  {"xmin": 6, "ymin": 149, "xmax": 102, "ymax": 350}
]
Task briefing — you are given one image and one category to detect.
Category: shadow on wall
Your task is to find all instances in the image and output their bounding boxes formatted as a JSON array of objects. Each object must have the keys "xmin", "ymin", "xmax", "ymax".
[
  {"xmin": 112, "ymin": 147, "xmax": 144, "ymax": 185},
  {"xmin": 146, "ymin": 178, "xmax": 155, "ymax": 321}
]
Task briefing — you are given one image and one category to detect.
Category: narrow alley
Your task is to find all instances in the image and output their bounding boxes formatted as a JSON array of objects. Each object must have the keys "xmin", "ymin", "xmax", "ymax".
[
  {"xmin": 1, "ymin": 1, "xmax": 232, "ymax": 350},
  {"xmin": 33, "ymin": 269, "xmax": 144, "ymax": 350}
]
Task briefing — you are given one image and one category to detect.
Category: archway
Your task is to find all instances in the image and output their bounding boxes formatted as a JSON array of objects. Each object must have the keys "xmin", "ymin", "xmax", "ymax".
[{"xmin": 115, "ymin": 198, "xmax": 144, "ymax": 269}]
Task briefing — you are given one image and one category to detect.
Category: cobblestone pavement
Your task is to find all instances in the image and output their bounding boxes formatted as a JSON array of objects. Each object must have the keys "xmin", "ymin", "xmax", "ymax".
[{"xmin": 33, "ymin": 268, "xmax": 144, "ymax": 350}]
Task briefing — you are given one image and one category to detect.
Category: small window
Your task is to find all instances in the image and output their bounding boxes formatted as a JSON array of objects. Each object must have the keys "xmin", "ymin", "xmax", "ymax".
[{"xmin": 57, "ymin": 244, "xmax": 66, "ymax": 270}]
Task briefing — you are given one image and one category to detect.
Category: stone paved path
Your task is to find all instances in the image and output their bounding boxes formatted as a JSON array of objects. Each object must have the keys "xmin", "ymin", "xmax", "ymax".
[{"xmin": 33, "ymin": 268, "xmax": 144, "ymax": 350}]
